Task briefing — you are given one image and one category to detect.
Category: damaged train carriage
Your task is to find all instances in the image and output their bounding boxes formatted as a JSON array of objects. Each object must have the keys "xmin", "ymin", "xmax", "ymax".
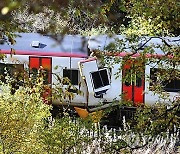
[{"xmin": 0, "ymin": 33, "xmax": 179, "ymax": 118}]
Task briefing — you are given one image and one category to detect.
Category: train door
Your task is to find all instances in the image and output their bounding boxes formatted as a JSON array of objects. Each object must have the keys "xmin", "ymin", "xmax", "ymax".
[
  {"xmin": 122, "ymin": 59, "xmax": 145, "ymax": 106},
  {"xmin": 29, "ymin": 57, "xmax": 52, "ymax": 104}
]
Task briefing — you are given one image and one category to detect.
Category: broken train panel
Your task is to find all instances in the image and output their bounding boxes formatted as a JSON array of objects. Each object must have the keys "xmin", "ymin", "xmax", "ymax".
[{"xmin": 78, "ymin": 57, "xmax": 122, "ymax": 107}]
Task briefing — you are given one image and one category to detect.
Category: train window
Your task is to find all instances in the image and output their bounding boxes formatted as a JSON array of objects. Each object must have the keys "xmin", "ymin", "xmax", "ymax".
[
  {"xmin": 90, "ymin": 68, "xmax": 110, "ymax": 91},
  {"xmin": 123, "ymin": 69, "xmax": 131, "ymax": 86},
  {"xmin": 30, "ymin": 68, "xmax": 50, "ymax": 85},
  {"xmin": 0, "ymin": 63, "xmax": 6, "ymax": 82},
  {"xmin": 163, "ymin": 79, "xmax": 180, "ymax": 92},
  {"xmin": 63, "ymin": 69, "xmax": 79, "ymax": 85},
  {"xmin": 98, "ymin": 67, "xmax": 112, "ymax": 81},
  {"xmin": 136, "ymin": 76, "xmax": 142, "ymax": 87},
  {"xmin": 42, "ymin": 69, "xmax": 49, "ymax": 84},
  {"xmin": 29, "ymin": 67, "xmax": 38, "ymax": 84},
  {"xmin": 0, "ymin": 63, "xmax": 24, "ymax": 94},
  {"xmin": 0, "ymin": 63, "xmax": 24, "ymax": 82},
  {"xmin": 30, "ymin": 67, "xmax": 38, "ymax": 79},
  {"xmin": 150, "ymin": 68, "xmax": 158, "ymax": 86},
  {"xmin": 150, "ymin": 68, "xmax": 180, "ymax": 92}
]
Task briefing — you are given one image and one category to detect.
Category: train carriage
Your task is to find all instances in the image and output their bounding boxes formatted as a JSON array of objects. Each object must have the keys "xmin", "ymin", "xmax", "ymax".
[{"xmin": 0, "ymin": 33, "xmax": 179, "ymax": 117}]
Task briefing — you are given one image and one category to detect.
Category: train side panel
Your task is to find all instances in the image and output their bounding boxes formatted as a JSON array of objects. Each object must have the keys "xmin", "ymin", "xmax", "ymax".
[
  {"xmin": 52, "ymin": 57, "xmax": 87, "ymax": 106},
  {"xmin": 102, "ymin": 63, "xmax": 122, "ymax": 103},
  {"xmin": 144, "ymin": 64, "xmax": 179, "ymax": 105},
  {"xmin": 1, "ymin": 54, "xmax": 179, "ymax": 108}
]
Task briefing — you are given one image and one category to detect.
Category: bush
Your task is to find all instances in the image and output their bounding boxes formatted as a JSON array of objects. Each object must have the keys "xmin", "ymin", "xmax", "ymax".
[{"xmin": 0, "ymin": 79, "xmax": 51, "ymax": 153}]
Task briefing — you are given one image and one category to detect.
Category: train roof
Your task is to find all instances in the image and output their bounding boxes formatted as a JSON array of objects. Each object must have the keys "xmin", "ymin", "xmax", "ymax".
[
  {"xmin": 88, "ymin": 35, "xmax": 180, "ymax": 54},
  {"xmin": 0, "ymin": 33, "xmax": 88, "ymax": 58},
  {"xmin": 0, "ymin": 33, "xmax": 179, "ymax": 57}
]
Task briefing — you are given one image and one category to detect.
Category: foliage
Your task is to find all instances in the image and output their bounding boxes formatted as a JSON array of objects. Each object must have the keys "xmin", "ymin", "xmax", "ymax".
[
  {"xmin": 134, "ymin": 101, "xmax": 180, "ymax": 137},
  {"xmin": 0, "ymin": 0, "xmax": 106, "ymax": 42},
  {"xmin": 128, "ymin": 0, "xmax": 180, "ymax": 36},
  {"xmin": 40, "ymin": 116, "xmax": 94, "ymax": 153},
  {"xmin": 0, "ymin": 0, "xmax": 179, "ymax": 152},
  {"xmin": 0, "ymin": 77, "xmax": 51, "ymax": 153}
]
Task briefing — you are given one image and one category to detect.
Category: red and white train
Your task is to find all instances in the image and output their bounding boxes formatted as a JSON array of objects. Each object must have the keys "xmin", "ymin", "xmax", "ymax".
[{"xmin": 0, "ymin": 33, "xmax": 179, "ymax": 115}]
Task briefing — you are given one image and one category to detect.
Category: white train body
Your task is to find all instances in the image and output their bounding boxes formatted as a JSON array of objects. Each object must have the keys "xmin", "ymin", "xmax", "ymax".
[{"xmin": 0, "ymin": 33, "xmax": 179, "ymax": 109}]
